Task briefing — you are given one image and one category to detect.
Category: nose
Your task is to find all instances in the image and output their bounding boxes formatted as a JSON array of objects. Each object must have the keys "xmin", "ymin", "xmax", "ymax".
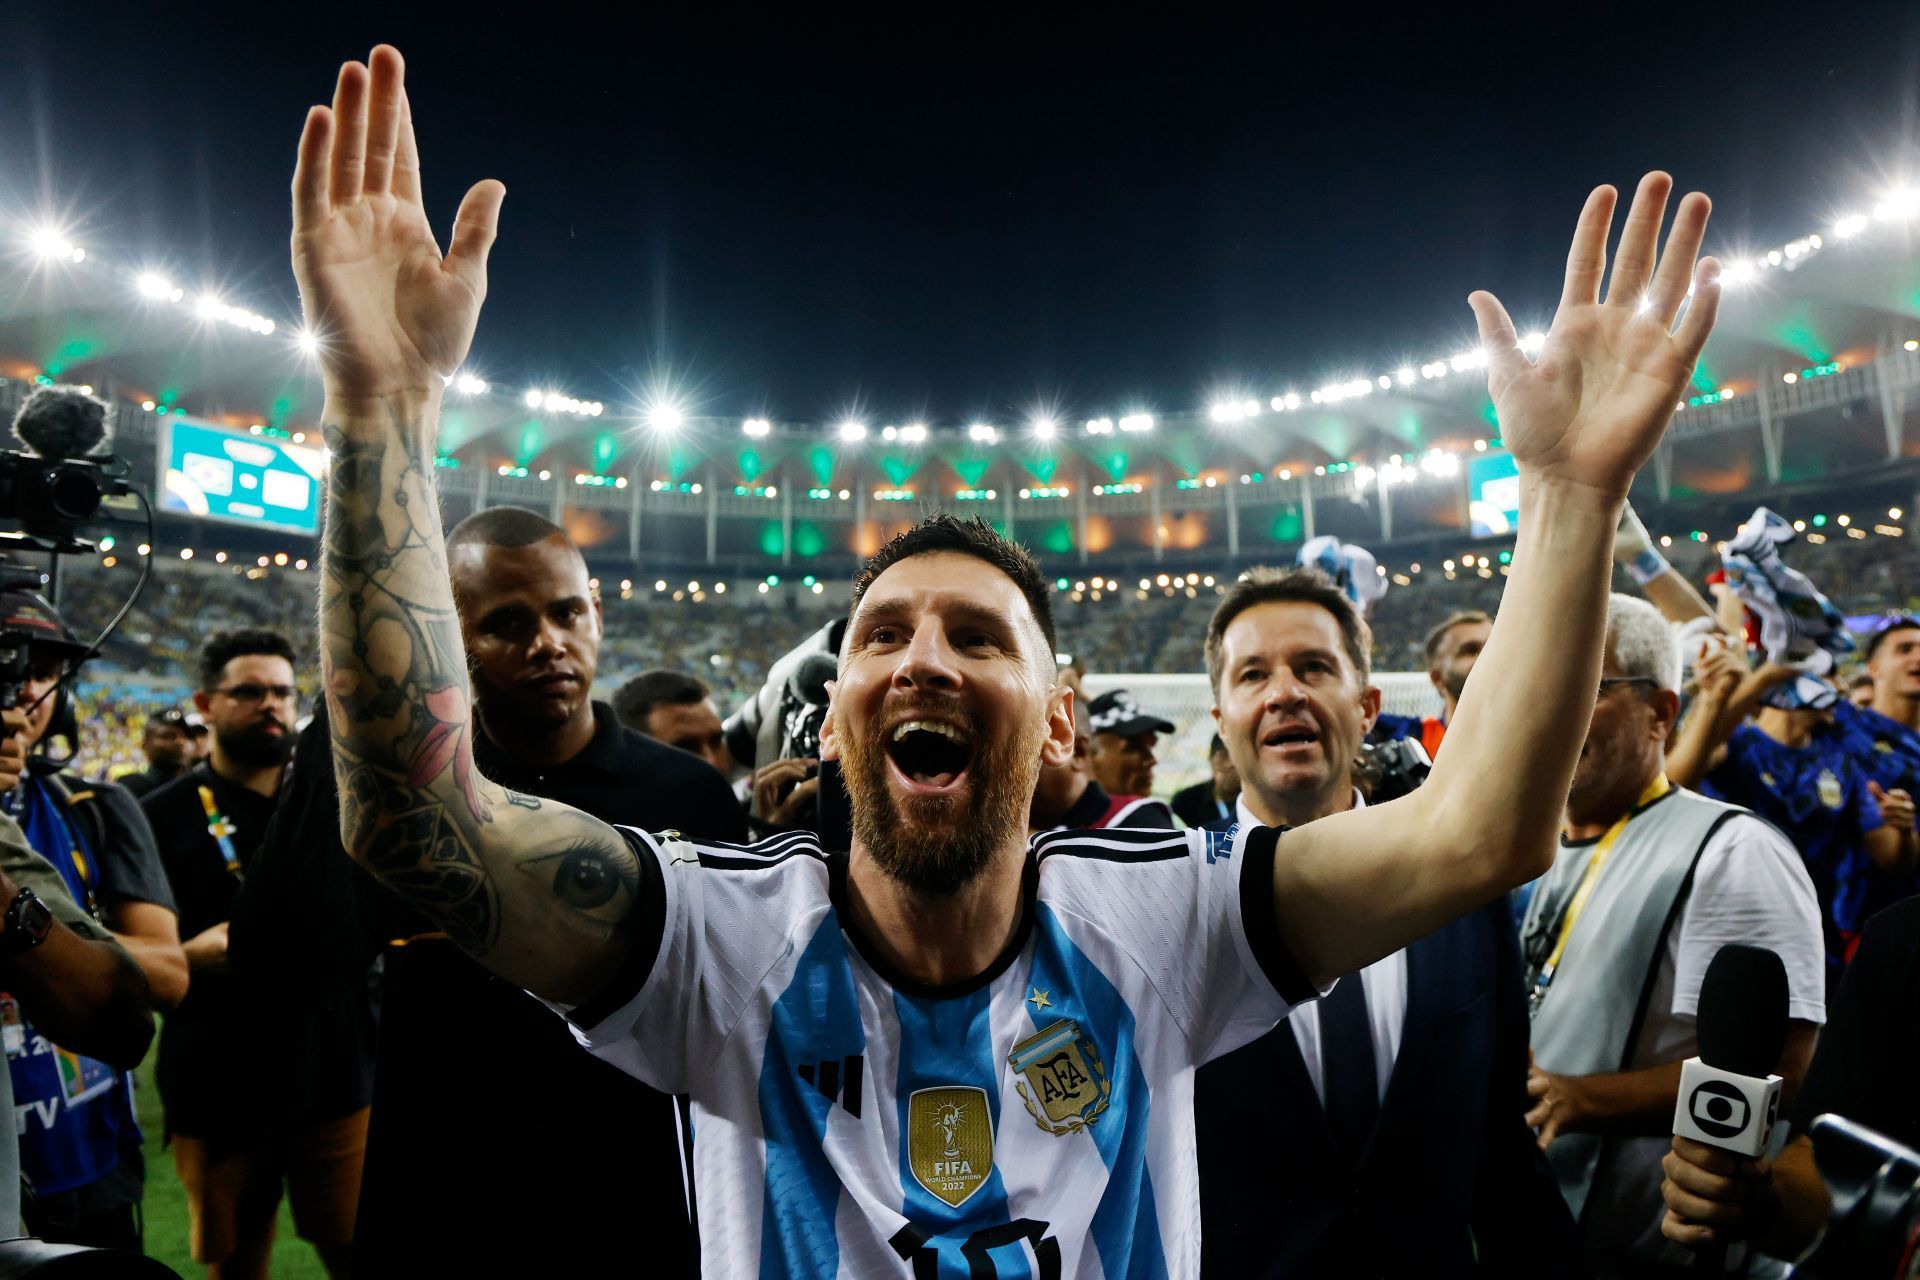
[
  {"xmin": 1262, "ymin": 670, "xmax": 1309, "ymax": 715},
  {"xmin": 893, "ymin": 624, "xmax": 962, "ymax": 692},
  {"xmin": 528, "ymin": 617, "xmax": 568, "ymax": 661}
]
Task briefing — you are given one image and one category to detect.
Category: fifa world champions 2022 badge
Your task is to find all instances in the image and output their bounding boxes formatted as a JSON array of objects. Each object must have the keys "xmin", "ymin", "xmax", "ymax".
[
  {"xmin": 1010, "ymin": 1019, "xmax": 1112, "ymax": 1136},
  {"xmin": 908, "ymin": 1086, "xmax": 994, "ymax": 1209}
]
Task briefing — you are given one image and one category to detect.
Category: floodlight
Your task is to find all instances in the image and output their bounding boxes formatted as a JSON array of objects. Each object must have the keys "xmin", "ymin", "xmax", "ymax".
[{"xmin": 839, "ymin": 420, "xmax": 867, "ymax": 442}]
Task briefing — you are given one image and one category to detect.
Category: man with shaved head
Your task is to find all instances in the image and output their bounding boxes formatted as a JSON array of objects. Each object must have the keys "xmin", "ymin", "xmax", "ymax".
[
  {"xmin": 232, "ymin": 504, "xmax": 741, "ymax": 1275},
  {"xmin": 296, "ymin": 44, "xmax": 1722, "ymax": 1274}
]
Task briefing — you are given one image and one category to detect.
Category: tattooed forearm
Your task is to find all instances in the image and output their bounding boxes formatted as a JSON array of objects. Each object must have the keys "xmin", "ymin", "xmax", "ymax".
[{"xmin": 319, "ymin": 401, "xmax": 642, "ymax": 1000}]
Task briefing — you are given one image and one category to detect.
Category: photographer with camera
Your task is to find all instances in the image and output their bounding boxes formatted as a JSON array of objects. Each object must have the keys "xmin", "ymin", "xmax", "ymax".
[
  {"xmin": 0, "ymin": 589, "xmax": 185, "ymax": 1252},
  {"xmin": 1192, "ymin": 567, "xmax": 1576, "ymax": 1277},
  {"xmin": 1522, "ymin": 594, "xmax": 1825, "ymax": 1277},
  {"xmin": 1660, "ymin": 895, "xmax": 1920, "ymax": 1265}
]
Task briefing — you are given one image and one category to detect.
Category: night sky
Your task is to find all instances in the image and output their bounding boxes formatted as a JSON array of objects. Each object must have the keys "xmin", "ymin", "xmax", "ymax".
[{"xmin": 6, "ymin": 2, "xmax": 1919, "ymax": 425}]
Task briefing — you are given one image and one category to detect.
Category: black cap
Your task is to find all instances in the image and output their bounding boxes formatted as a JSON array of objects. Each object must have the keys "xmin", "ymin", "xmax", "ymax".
[
  {"xmin": 0, "ymin": 591, "xmax": 91, "ymax": 662},
  {"xmin": 1086, "ymin": 689, "xmax": 1175, "ymax": 738},
  {"xmin": 151, "ymin": 706, "xmax": 206, "ymax": 734}
]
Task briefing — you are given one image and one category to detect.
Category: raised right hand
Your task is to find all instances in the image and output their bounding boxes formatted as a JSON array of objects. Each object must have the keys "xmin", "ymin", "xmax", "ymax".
[{"xmin": 291, "ymin": 45, "xmax": 504, "ymax": 407}]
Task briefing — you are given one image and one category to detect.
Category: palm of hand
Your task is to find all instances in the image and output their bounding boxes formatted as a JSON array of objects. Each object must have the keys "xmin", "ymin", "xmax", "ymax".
[
  {"xmin": 1492, "ymin": 302, "xmax": 1697, "ymax": 494},
  {"xmin": 1471, "ymin": 176, "xmax": 1719, "ymax": 499},
  {"xmin": 296, "ymin": 197, "xmax": 481, "ymax": 399}
]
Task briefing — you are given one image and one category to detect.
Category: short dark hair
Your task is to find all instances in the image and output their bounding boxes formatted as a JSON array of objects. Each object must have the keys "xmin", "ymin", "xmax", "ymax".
[
  {"xmin": 612, "ymin": 669, "xmax": 710, "ymax": 732},
  {"xmin": 1864, "ymin": 616, "xmax": 1920, "ymax": 664},
  {"xmin": 1424, "ymin": 610, "xmax": 1492, "ymax": 667},
  {"xmin": 199, "ymin": 628, "xmax": 296, "ymax": 690},
  {"xmin": 447, "ymin": 506, "xmax": 573, "ymax": 552},
  {"xmin": 849, "ymin": 513, "xmax": 1057, "ymax": 661},
  {"xmin": 1204, "ymin": 567, "xmax": 1372, "ymax": 693}
]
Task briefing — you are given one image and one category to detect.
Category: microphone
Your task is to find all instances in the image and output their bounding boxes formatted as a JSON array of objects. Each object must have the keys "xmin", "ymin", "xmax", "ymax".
[
  {"xmin": 787, "ymin": 652, "xmax": 838, "ymax": 708},
  {"xmin": 12, "ymin": 386, "xmax": 113, "ymax": 461},
  {"xmin": 1673, "ymin": 943, "xmax": 1788, "ymax": 1273}
]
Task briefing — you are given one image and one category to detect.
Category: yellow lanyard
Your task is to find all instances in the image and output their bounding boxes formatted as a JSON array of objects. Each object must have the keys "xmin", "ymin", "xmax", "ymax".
[{"xmin": 1544, "ymin": 774, "xmax": 1672, "ymax": 974}]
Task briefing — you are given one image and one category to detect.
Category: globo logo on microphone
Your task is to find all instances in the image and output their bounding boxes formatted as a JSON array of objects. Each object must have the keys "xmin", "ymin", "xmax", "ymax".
[
  {"xmin": 1673, "ymin": 1058, "xmax": 1781, "ymax": 1158},
  {"xmin": 1686, "ymin": 1079, "xmax": 1751, "ymax": 1140}
]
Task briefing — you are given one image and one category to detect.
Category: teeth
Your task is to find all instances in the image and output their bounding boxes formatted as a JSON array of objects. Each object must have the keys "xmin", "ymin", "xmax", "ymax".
[{"xmin": 892, "ymin": 719, "xmax": 967, "ymax": 744}]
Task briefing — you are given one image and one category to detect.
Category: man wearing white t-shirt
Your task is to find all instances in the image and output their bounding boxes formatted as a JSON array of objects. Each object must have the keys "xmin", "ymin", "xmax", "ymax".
[
  {"xmin": 294, "ymin": 44, "xmax": 1725, "ymax": 1277},
  {"xmin": 1523, "ymin": 594, "xmax": 1824, "ymax": 1278}
]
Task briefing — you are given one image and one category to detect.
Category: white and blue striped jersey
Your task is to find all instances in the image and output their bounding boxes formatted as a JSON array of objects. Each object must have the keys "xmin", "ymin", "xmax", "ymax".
[{"xmin": 557, "ymin": 821, "xmax": 1312, "ymax": 1279}]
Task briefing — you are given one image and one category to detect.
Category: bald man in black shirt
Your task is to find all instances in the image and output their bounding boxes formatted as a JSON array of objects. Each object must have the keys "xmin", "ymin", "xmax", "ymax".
[{"xmin": 233, "ymin": 508, "xmax": 744, "ymax": 1276}]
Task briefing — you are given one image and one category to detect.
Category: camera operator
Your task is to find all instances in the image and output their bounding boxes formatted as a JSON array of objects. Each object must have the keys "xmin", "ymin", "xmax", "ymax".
[
  {"xmin": 0, "ymin": 810, "xmax": 158, "ymax": 1241},
  {"xmin": 0, "ymin": 591, "xmax": 184, "ymax": 1250},
  {"xmin": 1194, "ymin": 568, "xmax": 1577, "ymax": 1277},
  {"xmin": 1523, "ymin": 595, "xmax": 1825, "ymax": 1277},
  {"xmin": 1660, "ymin": 894, "xmax": 1920, "ymax": 1261}
]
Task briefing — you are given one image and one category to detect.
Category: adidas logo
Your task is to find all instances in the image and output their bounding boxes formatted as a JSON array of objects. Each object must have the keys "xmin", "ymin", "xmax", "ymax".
[{"xmin": 797, "ymin": 1055, "xmax": 864, "ymax": 1118}]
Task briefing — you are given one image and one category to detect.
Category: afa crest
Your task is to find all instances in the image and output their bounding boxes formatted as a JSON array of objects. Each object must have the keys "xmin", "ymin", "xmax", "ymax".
[
  {"xmin": 907, "ymin": 1086, "xmax": 993, "ymax": 1208},
  {"xmin": 1817, "ymin": 769, "xmax": 1844, "ymax": 810},
  {"xmin": 1009, "ymin": 1019, "xmax": 1112, "ymax": 1136}
]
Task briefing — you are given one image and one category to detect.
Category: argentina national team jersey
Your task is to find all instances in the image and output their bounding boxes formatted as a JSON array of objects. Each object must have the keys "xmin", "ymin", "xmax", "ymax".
[{"xmin": 556, "ymin": 821, "xmax": 1312, "ymax": 1278}]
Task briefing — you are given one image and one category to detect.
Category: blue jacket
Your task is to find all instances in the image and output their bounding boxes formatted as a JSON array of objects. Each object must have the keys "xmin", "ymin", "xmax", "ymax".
[{"xmin": 1195, "ymin": 819, "xmax": 1583, "ymax": 1277}]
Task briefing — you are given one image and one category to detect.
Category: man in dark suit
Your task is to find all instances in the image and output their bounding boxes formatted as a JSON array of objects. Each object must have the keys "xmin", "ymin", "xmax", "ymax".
[
  {"xmin": 1170, "ymin": 734, "xmax": 1238, "ymax": 827},
  {"xmin": 1194, "ymin": 568, "xmax": 1581, "ymax": 1277}
]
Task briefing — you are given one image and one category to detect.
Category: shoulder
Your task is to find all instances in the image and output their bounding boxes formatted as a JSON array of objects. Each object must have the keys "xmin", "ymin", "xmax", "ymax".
[
  {"xmin": 1033, "ymin": 824, "xmax": 1198, "ymax": 868},
  {"xmin": 140, "ymin": 769, "xmax": 202, "ymax": 814},
  {"xmin": 1686, "ymin": 812, "xmax": 1818, "ymax": 915},
  {"xmin": 1106, "ymin": 796, "xmax": 1178, "ymax": 829},
  {"xmin": 625, "ymin": 824, "xmax": 832, "ymax": 886}
]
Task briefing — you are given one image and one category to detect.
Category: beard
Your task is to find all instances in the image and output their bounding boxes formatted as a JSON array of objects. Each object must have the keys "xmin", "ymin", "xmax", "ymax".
[
  {"xmin": 1442, "ymin": 664, "xmax": 1471, "ymax": 703},
  {"xmin": 839, "ymin": 694, "xmax": 1042, "ymax": 898},
  {"xmin": 221, "ymin": 720, "xmax": 295, "ymax": 769}
]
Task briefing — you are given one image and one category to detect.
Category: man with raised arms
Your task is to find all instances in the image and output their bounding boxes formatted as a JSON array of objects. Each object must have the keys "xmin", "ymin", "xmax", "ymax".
[{"xmin": 294, "ymin": 45, "xmax": 1721, "ymax": 1277}]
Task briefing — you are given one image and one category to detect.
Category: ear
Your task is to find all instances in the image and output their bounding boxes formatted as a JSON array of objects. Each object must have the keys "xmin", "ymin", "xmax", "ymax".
[
  {"xmin": 1359, "ymin": 684, "xmax": 1383, "ymax": 735},
  {"xmin": 1648, "ymin": 688, "xmax": 1681, "ymax": 742},
  {"xmin": 818, "ymin": 678, "xmax": 840, "ymax": 762},
  {"xmin": 1427, "ymin": 667, "xmax": 1447, "ymax": 697},
  {"xmin": 1039, "ymin": 683, "xmax": 1076, "ymax": 770},
  {"xmin": 193, "ymin": 690, "xmax": 213, "ymax": 717}
]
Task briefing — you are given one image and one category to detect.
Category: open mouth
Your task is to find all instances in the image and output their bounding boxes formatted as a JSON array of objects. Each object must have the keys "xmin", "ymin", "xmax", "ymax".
[
  {"xmin": 1262, "ymin": 725, "xmax": 1320, "ymax": 752},
  {"xmin": 885, "ymin": 718, "xmax": 975, "ymax": 792}
]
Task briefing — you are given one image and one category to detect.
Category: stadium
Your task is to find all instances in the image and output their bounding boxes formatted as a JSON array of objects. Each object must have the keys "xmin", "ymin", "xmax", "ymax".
[
  {"xmin": 7, "ymin": 11, "xmax": 1920, "ymax": 1272},
  {"xmin": 3, "ymin": 186, "xmax": 1917, "ymax": 791}
]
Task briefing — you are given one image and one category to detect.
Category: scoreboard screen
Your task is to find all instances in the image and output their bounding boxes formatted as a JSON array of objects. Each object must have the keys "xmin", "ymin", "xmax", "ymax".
[
  {"xmin": 158, "ymin": 420, "xmax": 325, "ymax": 535},
  {"xmin": 1468, "ymin": 450, "xmax": 1521, "ymax": 538}
]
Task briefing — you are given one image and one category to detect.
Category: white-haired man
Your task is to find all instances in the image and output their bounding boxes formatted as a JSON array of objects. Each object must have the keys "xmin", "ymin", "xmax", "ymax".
[
  {"xmin": 294, "ymin": 44, "xmax": 1723, "ymax": 1276},
  {"xmin": 1522, "ymin": 594, "xmax": 1825, "ymax": 1278}
]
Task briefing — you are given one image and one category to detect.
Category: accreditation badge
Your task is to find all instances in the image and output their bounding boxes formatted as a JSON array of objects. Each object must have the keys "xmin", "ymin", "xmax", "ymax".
[
  {"xmin": 1010, "ymin": 1019, "xmax": 1112, "ymax": 1136},
  {"xmin": 908, "ymin": 1086, "xmax": 994, "ymax": 1208}
]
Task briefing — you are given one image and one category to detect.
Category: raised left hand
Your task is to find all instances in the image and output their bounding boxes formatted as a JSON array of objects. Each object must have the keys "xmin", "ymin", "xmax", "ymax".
[{"xmin": 1471, "ymin": 173, "xmax": 1721, "ymax": 503}]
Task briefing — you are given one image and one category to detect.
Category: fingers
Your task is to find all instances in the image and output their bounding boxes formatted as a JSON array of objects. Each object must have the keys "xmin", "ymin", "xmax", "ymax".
[
  {"xmin": 1648, "ymin": 191, "xmax": 1712, "ymax": 326},
  {"xmin": 1468, "ymin": 290, "xmax": 1528, "ymax": 384},
  {"xmin": 328, "ymin": 60, "xmax": 370, "ymax": 208},
  {"xmin": 394, "ymin": 90, "xmax": 424, "ymax": 206},
  {"xmin": 1672, "ymin": 257, "xmax": 1723, "ymax": 363},
  {"xmin": 1604, "ymin": 172, "xmax": 1674, "ymax": 309},
  {"xmin": 1559, "ymin": 184, "xmax": 1619, "ymax": 312},
  {"xmin": 361, "ymin": 45, "xmax": 406, "ymax": 196},
  {"xmin": 1870, "ymin": 780, "xmax": 1888, "ymax": 801},
  {"xmin": 775, "ymin": 777, "xmax": 821, "ymax": 826},
  {"xmin": 445, "ymin": 179, "xmax": 507, "ymax": 292},
  {"xmin": 1661, "ymin": 1208, "xmax": 1716, "ymax": 1248},
  {"xmin": 293, "ymin": 105, "xmax": 334, "ymax": 231}
]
